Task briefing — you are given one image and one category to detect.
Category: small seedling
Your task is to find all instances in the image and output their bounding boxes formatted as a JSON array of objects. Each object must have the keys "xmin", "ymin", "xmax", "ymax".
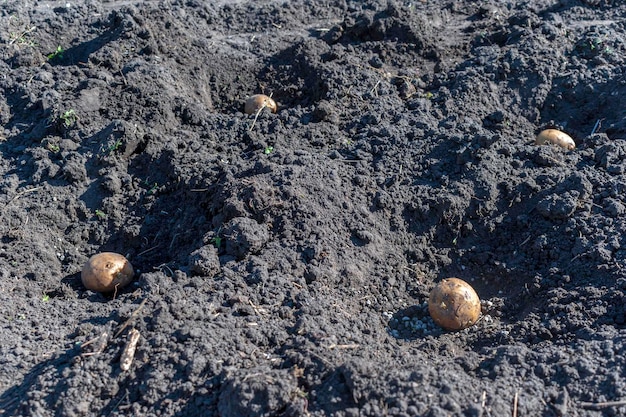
[
  {"xmin": 141, "ymin": 179, "xmax": 158, "ymax": 194},
  {"xmin": 588, "ymin": 38, "xmax": 605, "ymax": 52},
  {"xmin": 95, "ymin": 209, "xmax": 107, "ymax": 220},
  {"xmin": 47, "ymin": 143, "xmax": 60, "ymax": 153},
  {"xmin": 98, "ymin": 138, "xmax": 123, "ymax": 156},
  {"xmin": 60, "ymin": 109, "xmax": 77, "ymax": 128},
  {"xmin": 210, "ymin": 227, "xmax": 223, "ymax": 248},
  {"xmin": 424, "ymin": 92, "xmax": 434, "ymax": 99},
  {"xmin": 108, "ymin": 138, "xmax": 123, "ymax": 153},
  {"xmin": 42, "ymin": 294, "xmax": 50, "ymax": 302},
  {"xmin": 264, "ymin": 146, "xmax": 274, "ymax": 154},
  {"xmin": 210, "ymin": 235, "xmax": 222, "ymax": 248},
  {"xmin": 47, "ymin": 45, "xmax": 64, "ymax": 60}
]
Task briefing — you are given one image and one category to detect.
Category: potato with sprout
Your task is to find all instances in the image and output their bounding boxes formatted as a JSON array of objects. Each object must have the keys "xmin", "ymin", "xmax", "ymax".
[{"xmin": 244, "ymin": 94, "xmax": 277, "ymax": 114}]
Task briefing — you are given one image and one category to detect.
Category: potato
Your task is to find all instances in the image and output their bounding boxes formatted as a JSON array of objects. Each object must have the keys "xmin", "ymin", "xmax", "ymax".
[
  {"xmin": 244, "ymin": 94, "xmax": 277, "ymax": 114},
  {"xmin": 428, "ymin": 278, "xmax": 481, "ymax": 331},
  {"xmin": 535, "ymin": 129, "xmax": 575, "ymax": 150},
  {"xmin": 81, "ymin": 252, "xmax": 134, "ymax": 293}
]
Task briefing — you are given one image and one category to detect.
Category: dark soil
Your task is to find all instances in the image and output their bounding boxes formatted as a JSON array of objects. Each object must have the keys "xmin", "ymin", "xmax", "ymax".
[{"xmin": 1, "ymin": 1, "xmax": 626, "ymax": 416}]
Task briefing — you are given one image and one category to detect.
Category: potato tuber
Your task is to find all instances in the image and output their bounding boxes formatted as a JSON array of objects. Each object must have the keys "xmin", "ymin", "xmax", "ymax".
[
  {"xmin": 535, "ymin": 129, "xmax": 575, "ymax": 150},
  {"xmin": 81, "ymin": 252, "xmax": 134, "ymax": 293},
  {"xmin": 428, "ymin": 278, "xmax": 481, "ymax": 331},
  {"xmin": 244, "ymin": 94, "xmax": 277, "ymax": 115}
]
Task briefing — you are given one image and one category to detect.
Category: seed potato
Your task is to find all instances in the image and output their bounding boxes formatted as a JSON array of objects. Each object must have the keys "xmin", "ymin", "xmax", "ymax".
[
  {"xmin": 81, "ymin": 252, "xmax": 134, "ymax": 293},
  {"xmin": 428, "ymin": 278, "xmax": 481, "ymax": 331},
  {"xmin": 244, "ymin": 94, "xmax": 277, "ymax": 115},
  {"xmin": 535, "ymin": 129, "xmax": 575, "ymax": 150}
]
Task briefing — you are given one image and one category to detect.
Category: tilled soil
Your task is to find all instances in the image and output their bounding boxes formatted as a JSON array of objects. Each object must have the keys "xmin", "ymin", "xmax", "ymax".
[{"xmin": 1, "ymin": 1, "xmax": 626, "ymax": 416}]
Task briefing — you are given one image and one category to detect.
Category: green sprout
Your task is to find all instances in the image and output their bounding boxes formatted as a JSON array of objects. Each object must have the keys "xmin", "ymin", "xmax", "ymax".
[
  {"xmin": 108, "ymin": 138, "xmax": 123, "ymax": 153},
  {"xmin": 210, "ymin": 235, "xmax": 222, "ymax": 248},
  {"xmin": 264, "ymin": 146, "xmax": 274, "ymax": 154},
  {"xmin": 95, "ymin": 209, "xmax": 106, "ymax": 220},
  {"xmin": 210, "ymin": 227, "xmax": 223, "ymax": 248},
  {"xmin": 424, "ymin": 92, "xmax": 434, "ymax": 100},
  {"xmin": 99, "ymin": 138, "xmax": 123, "ymax": 155},
  {"xmin": 47, "ymin": 143, "xmax": 60, "ymax": 153},
  {"xmin": 47, "ymin": 45, "xmax": 64, "ymax": 60},
  {"xmin": 60, "ymin": 109, "xmax": 77, "ymax": 128},
  {"xmin": 588, "ymin": 38, "xmax": 603, "ymax": 51},
  {"xmin": 141, "ymin": 179, "xmax": 158, "ymax": 195},
  {"xmin": 42, "ymin": 294, "xmax": 50, "ymax": 302},
  {"xmin": 295, "ymin": 389, "xmax": 309, "ymax": 399}
]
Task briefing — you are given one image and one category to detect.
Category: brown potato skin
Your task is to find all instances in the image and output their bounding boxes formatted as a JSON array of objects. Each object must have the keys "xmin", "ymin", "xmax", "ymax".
[
  {"xmin": 428, "ymin": 278, "xmax": 481, "ymax": 331},
  {"xmin": 244, "ymin": 94, "xmax": 277, "ymax": 114},
  {"xmin": 535, "ymin": 129, "xmax": 575, "ymax": 150},
  {"xmin": 81, "ymin": 252, "xmax": 134, "ymax": 293}
]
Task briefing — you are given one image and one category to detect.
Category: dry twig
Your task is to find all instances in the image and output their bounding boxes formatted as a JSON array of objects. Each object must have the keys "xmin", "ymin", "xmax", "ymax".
[
  {"xmin": 120, "ymin": 328, "xmax": 140, "ymax": 371},
  {"xmin": 1, "ymin": 187, "xmax": 42, "ymax": 212},
  {"xmin": 581, "ymin": 400, "xmax": 626, "ymax": 410},
  {"xmin": 114, "ymin": 297, "xmax": 148, "ymax": 338},
  {"xmin": 81, "ymin": 331, "xmax": 109, "ymax": 357},
  {"xmin": 326, "ymin": 343, "xmax": 360, "ymax": 349}
]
